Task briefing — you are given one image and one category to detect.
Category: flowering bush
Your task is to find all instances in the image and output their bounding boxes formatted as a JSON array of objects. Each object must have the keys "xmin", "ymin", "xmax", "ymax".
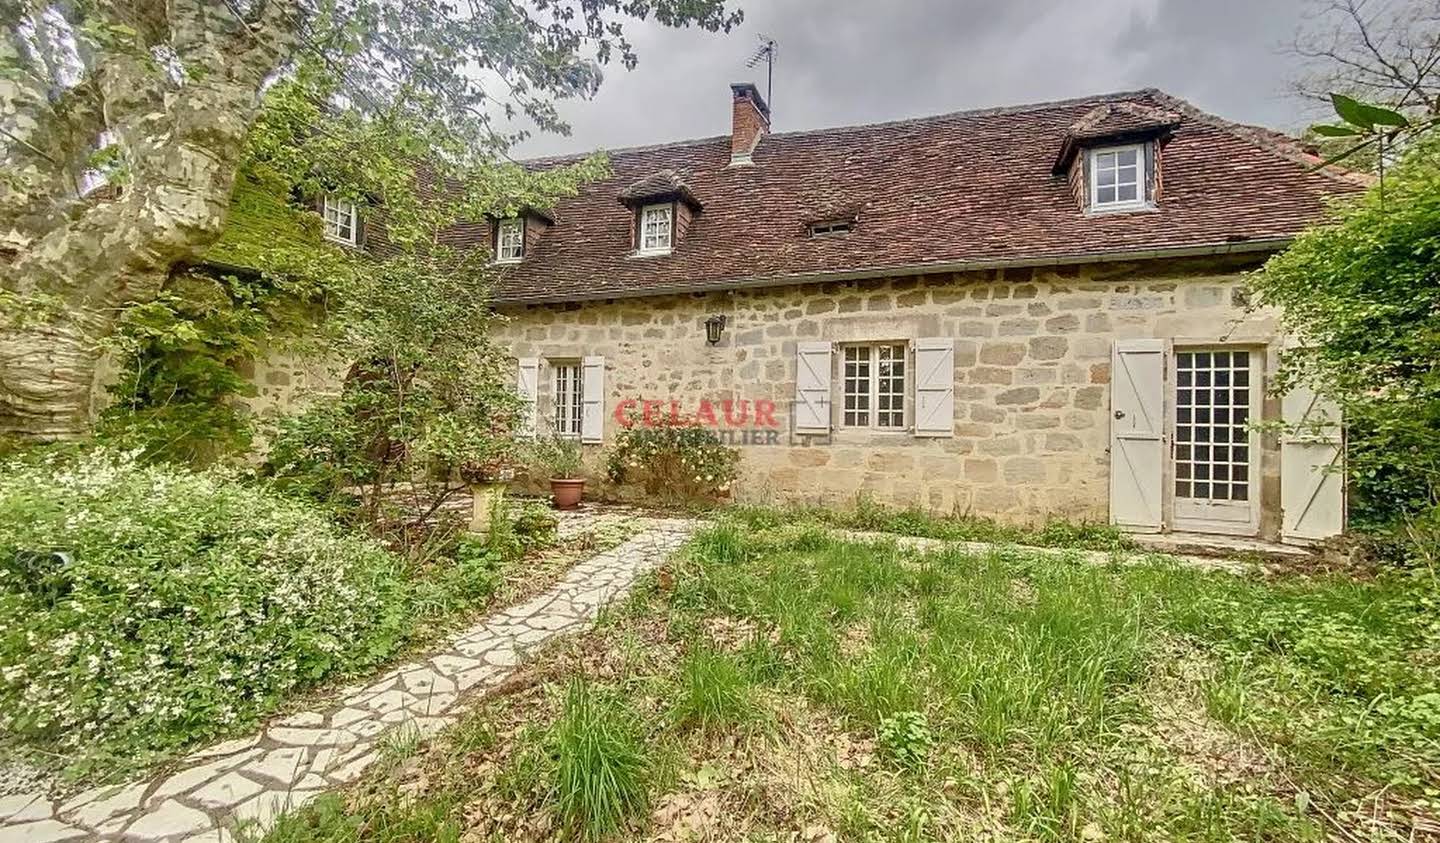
[
  {"xmin": 0, "ymin": 449, "xmax": 415, "ymax": 778},
  {"xmin": 605, "ymin": 414, "xmax": 739, "ymax": 503}
]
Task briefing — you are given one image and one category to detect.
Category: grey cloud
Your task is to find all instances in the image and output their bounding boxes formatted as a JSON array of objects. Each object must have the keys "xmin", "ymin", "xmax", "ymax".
[{"xmin": 515, "ymin": 0, "xmax": 1315, "ymax": 158}]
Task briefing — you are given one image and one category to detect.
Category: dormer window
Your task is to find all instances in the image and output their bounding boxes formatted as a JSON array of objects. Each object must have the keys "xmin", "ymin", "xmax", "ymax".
[
  {"xmin": 639, "ymin": 204, "xmax": 673, "ymax": 255},
  {"xmin": 496, "ymin": 217, "xmax": 524, "ymax": 263},
  {"xmin": 809, "ymin": 219, "xmax": 854, "ymax": 238},
  {"xmin": 322, "ymin": 194, "xmax": 359, "ymax": 245},
  {"xmin": 1088, "ymin": 144, "xmax": 1146, "ymax": 212}
]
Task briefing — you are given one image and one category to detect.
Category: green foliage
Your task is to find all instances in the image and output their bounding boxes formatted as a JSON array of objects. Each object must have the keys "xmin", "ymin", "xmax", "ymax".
[
  {"xmin": 545, "ymin": 681, "xmax": 652, "ymax": 841},
  {"xmin": 0, "ymin": 448, "xmax": 545, "ymax": 779},
  {"xmin": 605, "ymin": 414, "xmax": 740, "ymax": 503},
  {"xmin": 257, "ymin": 790, "xmax": 463, "ymax": 843},
  {"xmin": 265, "ymin": 251, "xmax": 523, "ymax": 549},
  {"xmin": 1308, "ymin": 92, "xmax": 1437, "ymax": 170},
  {"xmin": 0, "ymin": 449, "xmax": 410, "ymax": 778},
  {"xmin": 877, "ymin": 710, "xmax": 934, "ymax": 769},
  {"xmin": 1252, "ymin": 134, "xmax": 1440, "ymax": 528},
  {"xmin": 530, "ymin": 433, "xmax": 586, "ymax": 480},
  {"xmin": 97, "ymin": 165, "xmax": 360, "ymax": 466},
  {"xmin": 511, "ymin": 499, "xmax": 561, "ymax": 550}
]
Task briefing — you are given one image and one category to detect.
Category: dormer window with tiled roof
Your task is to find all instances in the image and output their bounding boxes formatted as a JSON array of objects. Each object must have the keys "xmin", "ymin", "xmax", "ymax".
[
  {"xmin": 496, "ymin": 217, "xmax": 524, "ymax": 263},
  {"xmin": 1053, "ymin": 101, "xmax": 1179, "ymax": 215},
  {"xmin": 619, "ymin": 168, "xmax": 701, "ymax": 258}
]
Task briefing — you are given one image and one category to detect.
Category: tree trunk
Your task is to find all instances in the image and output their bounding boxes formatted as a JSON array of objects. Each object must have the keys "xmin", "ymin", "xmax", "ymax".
[
  {"xmin": 0, "ymin": 308, "xmax": 115, "ymax": 440},
  {"xmin": 0, "ymin": 0, "xmax": 299, "ymax": 442}
]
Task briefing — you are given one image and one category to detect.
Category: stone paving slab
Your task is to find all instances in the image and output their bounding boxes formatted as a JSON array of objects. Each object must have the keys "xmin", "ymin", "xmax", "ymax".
[{"xmin": 0, "ymin": 518, "xmax": 695, "ymax": 843}]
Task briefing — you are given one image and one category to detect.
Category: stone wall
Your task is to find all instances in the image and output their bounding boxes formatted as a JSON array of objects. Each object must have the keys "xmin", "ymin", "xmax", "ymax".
[{"xmin": 492, "ymin": 254, "xmax": 1287, "ymax": 535}]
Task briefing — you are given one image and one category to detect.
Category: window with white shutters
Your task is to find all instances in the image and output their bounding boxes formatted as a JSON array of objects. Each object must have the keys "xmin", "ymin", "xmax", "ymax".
[{"xmin": 842, "ymin": 344, "xmax": 906, "ymax": 429}]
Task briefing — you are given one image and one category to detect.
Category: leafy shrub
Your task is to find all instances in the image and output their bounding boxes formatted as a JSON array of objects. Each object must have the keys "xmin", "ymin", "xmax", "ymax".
[
  {"xmin": 0, "ymin": 449, "xmax": 417, "ymax": 778},
  {"xmin": 1250, "ymin": 133, "xmax": 1440, "ymax": 529},
  {"xmin": 878, "ymin": 710, "xmax": 934, "ymax": 769},
  {"xmin": 605, "ymin": 413, "xmax": 739, "ymax": 503},
  {"xmin": 529, "ymin": 433, "xmax": 585, "ymax": 480},
  {"xmin": 546, "ymin": 681, "xmax": 651, "ymax": 841},
  {"xmin": 512, "ymin": 500, "xmax": 560, "ymax": 549}
]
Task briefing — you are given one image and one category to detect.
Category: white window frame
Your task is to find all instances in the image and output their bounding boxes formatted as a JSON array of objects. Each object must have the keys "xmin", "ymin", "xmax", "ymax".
[
  {"xmin": 841, "ymin": 343, "xmax": 908, "ymax": 430},
  {"xmin": 321, "ymin": 194, "xmax": 359, "ymax": 245},
  {"xmin": 495, "ymin": 217, "xmax": 524, "ymax": 263},
  {"xmin": 552, "ymin": 361, "xmax": 584, "ymax": 439},
  {"xmin": 638, "ymin": 203, "xmax": 673, "ymax": 255},
  {"xmin": 1088, "ymin": 143, "xmax": 1147, "ymax": 213}
]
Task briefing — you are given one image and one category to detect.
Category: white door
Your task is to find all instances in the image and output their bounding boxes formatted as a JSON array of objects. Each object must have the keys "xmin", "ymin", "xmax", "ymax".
[
  {"xmin": 1109, "ymin": 339, "xmax": 1167, "ymax": 532},
  {"xmin": 1171, "ymin": 347, "xmax": 1260, "ymax": 536},
  {"xmin": 1281, "ymin": 384, "xmax": 1345, "ymax": 543}
]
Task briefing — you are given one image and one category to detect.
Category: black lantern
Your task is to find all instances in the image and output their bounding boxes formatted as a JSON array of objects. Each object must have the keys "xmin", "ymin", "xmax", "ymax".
[{"xmin": 704, "ymin": 314, "xmax": 727, "ymax": 345}]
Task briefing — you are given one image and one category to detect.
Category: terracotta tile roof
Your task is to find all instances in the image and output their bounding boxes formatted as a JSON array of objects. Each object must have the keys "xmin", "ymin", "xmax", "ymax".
[
  {"xmin": 486, "ymin": 88, "xmax": 1365, "ymax": 304},
  {"xmin": 617, "ymin": 168, "xmax": 702, "ymax": 210}
]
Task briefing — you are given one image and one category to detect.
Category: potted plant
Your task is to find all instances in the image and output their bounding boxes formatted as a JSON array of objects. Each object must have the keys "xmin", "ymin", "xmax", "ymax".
[{"xmin": 532, "ymin": 434, "xmax": 587, "ymax": 510}]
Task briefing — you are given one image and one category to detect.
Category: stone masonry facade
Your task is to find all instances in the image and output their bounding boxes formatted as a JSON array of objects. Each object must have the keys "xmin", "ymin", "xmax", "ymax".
[{"xmin": 491, "ymin": 254, "xmax": 1287, "ymax": 536}]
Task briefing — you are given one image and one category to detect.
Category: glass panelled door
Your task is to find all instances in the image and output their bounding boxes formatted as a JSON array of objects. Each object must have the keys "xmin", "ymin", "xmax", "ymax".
[{"xmin": 1172, "ymin": 348, "xmax": 1260, "ymax": 535}]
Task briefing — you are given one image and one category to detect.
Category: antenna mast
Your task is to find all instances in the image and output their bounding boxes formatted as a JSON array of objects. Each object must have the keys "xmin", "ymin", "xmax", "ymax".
[{"xmin": 745, "ymin": 36, "xmax": 778, "ymax": 112}]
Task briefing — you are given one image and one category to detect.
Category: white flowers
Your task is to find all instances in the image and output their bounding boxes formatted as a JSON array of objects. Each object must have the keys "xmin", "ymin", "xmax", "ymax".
[{"xmin": 0, "ymin": 448, "xmax": 419, "ymax": 772}]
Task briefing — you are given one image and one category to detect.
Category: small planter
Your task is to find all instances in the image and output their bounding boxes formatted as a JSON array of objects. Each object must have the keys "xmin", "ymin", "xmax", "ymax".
[
  {"xmin": 469, "ymin": 481, "xmax": 507, "ymax": 532},
  {"xmin": 550, "ymin": 477, "xmax": 586, "ymax": 510}
]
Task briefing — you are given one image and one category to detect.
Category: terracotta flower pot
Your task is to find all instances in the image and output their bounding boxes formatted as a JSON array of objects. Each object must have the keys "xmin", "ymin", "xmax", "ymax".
[{"xmin": 550, "ymin": 477, "xmax": 586, "ymax": 510}]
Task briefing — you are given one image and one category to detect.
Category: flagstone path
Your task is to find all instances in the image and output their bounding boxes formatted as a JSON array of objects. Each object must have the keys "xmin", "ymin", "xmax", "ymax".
[{"xmin": 0, "ymin": 517, "xmax": 696, "ymax": 843}]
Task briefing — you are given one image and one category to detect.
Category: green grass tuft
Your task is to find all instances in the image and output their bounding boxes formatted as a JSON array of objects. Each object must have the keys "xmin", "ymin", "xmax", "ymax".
[
  {"xmin": 548, "ymin": 680, "xmax": 651, "ymax": 841},
  {"xmin": 670, "ymin": 644, "xmax": 752, "ymax": 731}
]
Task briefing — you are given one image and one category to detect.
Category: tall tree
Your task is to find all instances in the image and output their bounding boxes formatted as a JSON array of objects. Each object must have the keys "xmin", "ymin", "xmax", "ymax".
[{"xmin": 0, "ymin": 0, "xmax": 740, "ymax": 441}]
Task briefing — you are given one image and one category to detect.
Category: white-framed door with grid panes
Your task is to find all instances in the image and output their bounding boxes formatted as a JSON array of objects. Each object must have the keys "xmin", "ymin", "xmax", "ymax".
[{"xmin": 1170, "ymin": 346, "xmax": 1261, "ymax": 536}]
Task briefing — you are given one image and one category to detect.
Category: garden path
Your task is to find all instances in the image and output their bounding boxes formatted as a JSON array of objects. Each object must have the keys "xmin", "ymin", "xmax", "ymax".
[{"xmin": 0, "ymin": 515, "xmax": 696, "ymax": 843}]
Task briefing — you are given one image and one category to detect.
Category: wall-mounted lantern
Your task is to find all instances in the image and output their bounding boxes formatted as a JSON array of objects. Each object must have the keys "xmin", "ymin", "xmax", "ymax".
[{"xmin": 704, "ymin": 314, "xmax": 727, "ymax": 345}]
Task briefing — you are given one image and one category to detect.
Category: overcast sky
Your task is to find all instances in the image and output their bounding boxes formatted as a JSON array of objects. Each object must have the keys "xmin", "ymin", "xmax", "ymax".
[{"xmin": 515, "ymin": 0, "xmax": 1326, "ymax": 158}]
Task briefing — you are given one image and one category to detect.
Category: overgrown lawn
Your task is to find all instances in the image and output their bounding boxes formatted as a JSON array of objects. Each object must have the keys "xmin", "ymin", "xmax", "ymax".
[{"xmin": 263, "ymin": 519, "xmax": 1440, "ymax": 841}]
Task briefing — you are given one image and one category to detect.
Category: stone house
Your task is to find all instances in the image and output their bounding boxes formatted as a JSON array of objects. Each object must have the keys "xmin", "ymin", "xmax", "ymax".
[{"xmin": 280, "ymin": 84, "xmax": 1363, "ymax": 542}]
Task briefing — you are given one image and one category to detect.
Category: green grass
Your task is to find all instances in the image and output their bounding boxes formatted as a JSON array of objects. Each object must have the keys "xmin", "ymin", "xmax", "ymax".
[
  {"xmin": 670, "ymin": 644, "xmax": 753, "ymax": 732},
  {"xmin": 543, "ymin": 680, "xmax": 652, "ymax": 841},
  {"xmin": 725, "ymin": 495, "xmax": 1138, "ymax": 552},
  {"xmin": 261, "ymin": 513, "xmax": 1440, "ymax": 841}
]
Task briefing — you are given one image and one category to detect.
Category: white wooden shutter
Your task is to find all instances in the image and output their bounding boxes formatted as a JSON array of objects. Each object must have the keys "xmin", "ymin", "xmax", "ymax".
[
  {"xmin": 794, "ymin": 341, "xmax": 832, "ymax": 434},
  {"xmin": 1281, "ymin": 383, "xmax": 1345, "ymax": 543},
  {"xmin": 1109, "ymin": 339, "xmax": 1167, "ymax": 532},
  {"xmin": 913, "ymin": 338, "xmax": 955, "ymax": 437},
  {"xmin": 517, "ymin": 357, "xmax": 540, "ymax": 436},
  {"xmin": 580, "ymin": 356, "xmax": 605, "ymax": 444}
]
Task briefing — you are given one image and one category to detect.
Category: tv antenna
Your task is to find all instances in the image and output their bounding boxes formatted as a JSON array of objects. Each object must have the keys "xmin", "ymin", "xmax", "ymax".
[{"xmin": 746, "ymin": 36, "xmax": 778, "ymax": 111}]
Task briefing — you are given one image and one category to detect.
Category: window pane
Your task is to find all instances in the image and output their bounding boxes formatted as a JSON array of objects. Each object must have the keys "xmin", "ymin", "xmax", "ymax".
[
  {"xmin": 1117, "ymin": 149, "xmax": 1137, "ymax": 166},
  {"xmin": 1117, "ymin": 184, "xmax": 1138, "ymax": 201},
  {"xmin": 1097, "ymin": 186, "xmax": 1116, "ymax": 203}
]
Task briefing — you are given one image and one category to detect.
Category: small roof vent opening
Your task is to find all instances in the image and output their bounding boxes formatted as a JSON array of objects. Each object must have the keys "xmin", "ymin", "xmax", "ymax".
[{"xmin": 808, "ymin": 219, "xmax": 854, "ymax": 238}]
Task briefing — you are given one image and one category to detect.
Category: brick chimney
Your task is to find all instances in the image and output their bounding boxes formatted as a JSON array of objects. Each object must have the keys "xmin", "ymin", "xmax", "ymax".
[{"xmin": 730, "ymin": 82, "xmax": 770, "ymax": 165}]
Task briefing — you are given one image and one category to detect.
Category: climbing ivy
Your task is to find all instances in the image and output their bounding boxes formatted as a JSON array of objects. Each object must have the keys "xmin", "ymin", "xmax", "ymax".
[{"xmin": 96, "ymin": 166, "xmax": 362, "ymax": 465}]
